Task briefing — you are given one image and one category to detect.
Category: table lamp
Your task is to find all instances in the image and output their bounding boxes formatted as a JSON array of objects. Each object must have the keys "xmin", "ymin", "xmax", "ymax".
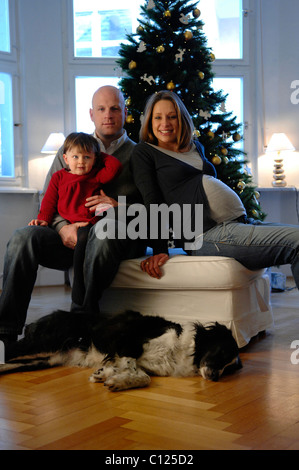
[
  {"xmin": 41, "ymin": 132, "xmax": 65, "ymax": 154},
  {"xmin": 266, "ymin": 133, "xmax": 295, "ymax": 187}
]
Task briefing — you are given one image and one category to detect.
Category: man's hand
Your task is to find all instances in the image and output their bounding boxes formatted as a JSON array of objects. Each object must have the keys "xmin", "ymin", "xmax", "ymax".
[
  {"xmin": 140, "ymin": 253, "xmax": 169, "ymax": 279},
  {"xmin": 59, "ymin": 222, "xmax": 89, "ymax": 249},
  {"xmin": 85, "ymin": 190, "xmax": 118, "ymax": 213}
]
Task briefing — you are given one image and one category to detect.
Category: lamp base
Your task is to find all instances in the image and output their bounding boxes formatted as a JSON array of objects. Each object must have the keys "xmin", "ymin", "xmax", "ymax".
[
  {"xmin": 272, "ymin": 180, "xmax": 287, "ymax": 187},
  {"xmin": 272, "ymin": 159, "xmax": 286, "ymax": 187}
]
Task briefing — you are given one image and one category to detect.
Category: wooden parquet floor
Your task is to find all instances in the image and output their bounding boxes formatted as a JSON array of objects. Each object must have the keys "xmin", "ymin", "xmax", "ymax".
[{"xmin": 0, "ymin": 283, "xmax": 299, "ymax": 450}]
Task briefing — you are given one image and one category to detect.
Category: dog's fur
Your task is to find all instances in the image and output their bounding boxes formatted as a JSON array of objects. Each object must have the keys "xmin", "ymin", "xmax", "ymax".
[{"xmin": 0, "ymin": 310, "xmax": 242, "ymax": 391}]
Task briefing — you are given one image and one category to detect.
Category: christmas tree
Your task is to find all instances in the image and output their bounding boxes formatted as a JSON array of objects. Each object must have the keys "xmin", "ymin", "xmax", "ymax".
[{"xmin": 117, "ymin": 0, "xmax": 265, "ymax": 220}]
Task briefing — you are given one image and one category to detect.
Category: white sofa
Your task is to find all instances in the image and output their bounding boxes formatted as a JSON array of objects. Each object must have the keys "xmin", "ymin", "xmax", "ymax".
[{"xmin": 99, "ymin": 249, "xmax": 273, "ymax": 348}]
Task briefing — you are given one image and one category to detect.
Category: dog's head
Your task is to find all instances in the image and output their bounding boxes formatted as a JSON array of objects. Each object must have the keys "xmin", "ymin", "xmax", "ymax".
[{"xmin": 193, "ymin": 322, "xmax": 242, "ymax": 381}]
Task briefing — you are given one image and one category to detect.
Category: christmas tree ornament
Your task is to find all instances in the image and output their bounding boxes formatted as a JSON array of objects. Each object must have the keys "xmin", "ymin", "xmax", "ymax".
[
  {"xmin": 147, "ymin": 0, "xmax": 155, "ymax": 9},
  {"xmin": 136, "ymin": 25, "xmax": 144, "ymax": 34},
  {"xmin": 254, "ymin": 190, "xmax": 260, "ymax": 199},
  {"xmin": 164, "ymin": 10, "xmax": 171, "ymax": 18},
  {"xmin": 251, "ymin": 209, "xmax": 259, "ymax": 218},
  {"xmin": 198, "ymin": 71, "xmax": 205, "ymax": 80},
  {"xmin": 175, "ymin": 48, "xmax": 185, "ymax": 62},
  {"xmin": 126, "ymin": 114, "xmax": 135, "ymax": 124},
  {"xmin": 125, "ymin": 97, "xmax": 132, "ymax": 107},
  {"xmin": 184, "ymin": 30, "xmax": 193, "ymax": 41},
  {"xmin": 210, "ymin": 53, "xmax": 216, "ymax": 61},
  {"xmin": 233, "ymin": 132, "xmax": 242, "ymax": 142},
  {"xmin": 220, "ymin": 147, "xmax": 228, "ymax": 155},
  {"xmin": 223, "ymin": 157, "xmax": 229, "ymax": 164},
  {"xmin": 179, "ymin": 13, "xmax": 190, "ymax": 24},
  {"xmin": 141, "ymin": 73, "xmax": 155, "ymax": 85},
  {"xmin": 207, "ymin": 130, "xmax": 215, "ymax": 139},
  {"xmin": 193, "ymin": 8, "xmax": 201, "ymax": 18},
  {"xmin": 193, "ymin": 129, "xmax": 201, "ymax": 138},
  {"xmin": 199, "ymin": 109, "xmax": 211, "ymax": 120},
  {"xmin": 212, "ymin": 155, "xmax": 222, "ymax": 165},
  {"xmin": 166, "ymin": 80, "xmax": 176, "ymax": 90},
  {"xmin": 137, "ymin": 41, "xmax": 147, "ymax": 53},
  {"xmin": 128, "ymin": 60, "xmax": 137, "ymax": 70},
  {"xmin": 237, "ymin": 181, "xmax": 246, "ymax": 191},
  {"xmin": 156, "ymin": 45, "xmax": 165, "ymax": 53}
]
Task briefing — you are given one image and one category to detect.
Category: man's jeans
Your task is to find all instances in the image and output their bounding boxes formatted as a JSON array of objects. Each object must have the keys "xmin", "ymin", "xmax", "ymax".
[
  {"xmin": 189, "ymin": 220, "xmax": 299, "ymax": 289},
  {"xmin": 0, "ymin": 218, "xmax": 146, "ymax": 336}
]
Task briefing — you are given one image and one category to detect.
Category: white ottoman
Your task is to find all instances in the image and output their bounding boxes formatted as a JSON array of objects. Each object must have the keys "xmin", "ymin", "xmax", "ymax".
[{"xmin": 99, "ymin": 251, "xmax": 273, "ymax": 348}]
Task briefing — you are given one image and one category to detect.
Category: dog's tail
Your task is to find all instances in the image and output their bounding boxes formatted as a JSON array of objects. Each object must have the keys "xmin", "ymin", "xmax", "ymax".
[{"xmin": 0, "ymin": 354, "xmax": 53, "ymax": 374}]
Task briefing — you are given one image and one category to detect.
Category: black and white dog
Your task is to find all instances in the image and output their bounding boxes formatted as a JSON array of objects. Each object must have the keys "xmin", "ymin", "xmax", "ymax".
[{"xmin": 0, "ymin": 310, "xmax": 242, "ymax": 391}]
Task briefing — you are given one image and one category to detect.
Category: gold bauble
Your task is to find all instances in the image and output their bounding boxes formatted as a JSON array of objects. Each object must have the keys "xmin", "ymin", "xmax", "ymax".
[
  {"xmin": 251, "ymin": 209, "xmax": 259, "ymax": 218},
  {"xmin": 254, "ymin": 190, "xmax": 260, "ymax": 199},
  {"xmin": 164, "ymin": 9, "xmax": 171, "ymax": 17},
  {"xmin": 166, "ymin": 80, "xmax": 175, "ymax": 90},
  {"xmin": 198, "ymin": 71, "xmax": 205, "ymax": 80},
  {"xmin": 223, "ymin": 157, "xmax": 229, "ymax": 164},
  {"xmin": 212, "ymin": 155, "xmax": 222, "ymax": 165},
  {"xmin": 233, "ymin": 132, "xmax": 242, "ymax": 142},
  {"xmin": 193, "ymin": 129, "xmax": 201, "ymax": 138},
  {"xmin": 136, "ymin": 25, "xmax": 144, "ymax": 34},
  {"xmin": 220, "ymin": 147, "xmax": 228, "ymax": 155},
  {"xmin": 210, "ymin": 53, "xmax": 216, "ymax": 61},
  {"xmin": 207, "ymin": 131, "xmax": 215, "ymax": 139},
  {"xmin": 193, "ymin": 8, "xmax": 201, "ymax": 18},
  {"xmin": 184, "ymin": 30, "xmax": 193, "ymax": 41},
  {"xmin": 126, "ymin": 114, "xmax": 134, "ymax": 124},
  {"xmin": 156, "ymin": 45, "xmax": 165, "ymax": 53},
  {"xmin": 237, "ymin": 180, "xmax": 246, "ymax": 190},
  {"xmin": 128, "ymin": 60, "xmax": 137, "ymax": 70},
  {"xmin": 125, "ymin": 97, "xmax": 132, "ymax": 107}
]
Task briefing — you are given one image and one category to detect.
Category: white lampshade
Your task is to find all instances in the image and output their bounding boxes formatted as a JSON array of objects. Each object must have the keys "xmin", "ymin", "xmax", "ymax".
[
  {"xmin": 41, "ymin": 132, "xmax": 65, "ymax": 154},
  {"xmin": 266, "ymin": 133, "xmax": 295, "ymax": 153}
]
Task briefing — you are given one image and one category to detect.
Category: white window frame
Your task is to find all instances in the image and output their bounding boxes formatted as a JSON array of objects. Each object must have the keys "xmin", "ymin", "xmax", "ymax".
[{"xmin": 0, "ymin": 0, "xmax": 23, "ymax": 187}]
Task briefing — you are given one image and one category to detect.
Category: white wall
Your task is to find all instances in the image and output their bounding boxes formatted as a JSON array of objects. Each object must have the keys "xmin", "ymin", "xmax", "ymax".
[
  {"xmin": 19, "ymin": 0, "xmax": 66, "ymax": 190},
  {"xmin": 1, "ymin": 0, "xmax": 299, "ymax": 282},
  {"xmin": 257, "ymin": 0, "xmax": 299, "ymax": 187}
]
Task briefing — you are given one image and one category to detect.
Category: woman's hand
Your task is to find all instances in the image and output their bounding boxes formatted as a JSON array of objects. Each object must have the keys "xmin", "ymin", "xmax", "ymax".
[{"xmin": 140, "ymin": 253, "xmax": 169, "ymax": 279}]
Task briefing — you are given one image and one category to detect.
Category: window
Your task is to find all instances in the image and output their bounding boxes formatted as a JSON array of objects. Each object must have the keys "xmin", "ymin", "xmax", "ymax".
[
  {"xmin": 0, "ymin": 72, "xmax": 14, "ymax": 177},
  {"xmin": 0, "ymin": 0, "xmax": 16, "ymax": 180},
  {"xmin": 213, "ymin": 77, "xmax": 244, "ymax": 151},
  {"xmin": 200, "ymin": 0, "xmax": 243, "ymax": 59},
  {"xmin": 73, "ymin": 0, "xmax": 140, "ymax": 58},
  {"xmin": 0, "ymin": 0, "xmax": 10, "ymax": 53}
]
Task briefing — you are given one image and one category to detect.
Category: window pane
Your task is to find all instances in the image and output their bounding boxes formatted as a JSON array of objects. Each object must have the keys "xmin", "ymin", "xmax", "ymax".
[
  {"xmin": 199, "ymin": 0, "xmax": 243, "ymax": 59},
  {"xmin": 73, "ymin": 0, "xmax": 140, "ymax": 58},
  {"xmin": 212, "ymin": 77, "xmax": 243, "ymax": 150},
  {"xmin": 0, "ymin": 0, "xmax": 10, "ymax": 53},
  {"xmin": 0, "ymin": 72, "xmax": 14, "ymax": 177},
  {"xmin": 75, "ymin": 76, "xmax": 119, "ymax": 133}
]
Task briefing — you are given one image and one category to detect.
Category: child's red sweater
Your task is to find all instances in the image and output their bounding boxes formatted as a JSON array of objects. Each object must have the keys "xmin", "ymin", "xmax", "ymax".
[{"xmin": 38, "ymin": 153, "xmax": 122, "ymax": 225}]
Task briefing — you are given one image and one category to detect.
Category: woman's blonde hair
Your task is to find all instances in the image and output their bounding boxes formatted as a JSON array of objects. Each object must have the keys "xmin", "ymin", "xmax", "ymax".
[{"xmin": 139, "ymin": 91, "xmax": 194, "ymax": 150}]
